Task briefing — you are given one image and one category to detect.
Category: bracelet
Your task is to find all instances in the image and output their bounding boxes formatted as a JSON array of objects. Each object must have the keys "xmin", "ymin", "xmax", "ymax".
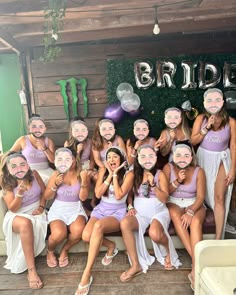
[
  {"xmin": 186, "ymin": 210, "xmax": 194, "ymax": 217},
  {"xmin": 39, "ymin": 205, "xmax": 45, "ymax": 210},
  {"xmin": 200, "ymin": 128, "xmax": 208, "ymax": 136},
  {"xmin": 50, "ymin": 186, "xmax": 57, "ymax": 192},
  {"xmin": 187, "ymin": 208, "xmax": 195, "ymax": 215},
  {"xmin": 128, "ymin": 204, "xmax": 134, "ymax": 210},
  {"xmin": 104, "ymin": 180, "xmax": 110, "ymax": 186},
  {"xmin": 54, "ymin": 182, "xmax": 59, "ymax": 187},
  {"xmin": 205, "ymin": 125, "xmax": 211, "ymax": 131},
  {"xmin": 150, "ymin": 182, "xmax": 156, "ymax": 188},
  {"xmin": 81, "ymin": 184, "xmax": 88, "ymax": 188},
  {"xmin": 15, "ymin": 193, "xmax": 23, "ymax": 198},
  {"xmin": 176, "ymin": 179, "xmax": 183, "ymax": 184},
  {"xmin": 42, "ymin": 147, "xmax": 48, "ymax": 152},
  {"xmin": 171, "ymin": 181, "xmax": 178, "ymax": 189},
  {"xmin": 131, "ymin": 154, "xmax": 136, "ymax": 158},
  {"xmin": 113, "ymin": 174, "xmax": 117, "ymax": 177}
]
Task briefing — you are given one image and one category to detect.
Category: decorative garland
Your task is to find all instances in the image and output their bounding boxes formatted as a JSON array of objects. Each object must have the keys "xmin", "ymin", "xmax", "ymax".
[{"xmin": 107, "ymin": 53, "xmax": 236, "ymax": 139}]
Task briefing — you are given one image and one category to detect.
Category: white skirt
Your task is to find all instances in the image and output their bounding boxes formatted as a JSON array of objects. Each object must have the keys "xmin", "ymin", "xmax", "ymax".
[
  {"xmin": 47, "ymin": 199, "xmax": 88, "ymax": 225},
  {"xmin": 197, "ymin": 146, "xmax": 233, "ymax": 237},
  {"xmin": 132, "ymin": 198, "xmax": 182, "ymax": 273},
  {"xmin": 2, "ymin": 201, "xmax": 47, "ymax": 273}
]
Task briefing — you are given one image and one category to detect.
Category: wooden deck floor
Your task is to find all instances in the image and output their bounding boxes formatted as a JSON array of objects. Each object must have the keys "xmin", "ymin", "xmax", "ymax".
[{"xmin": 0, "ymin": 249, "xmax": 194, "ymax": 295}]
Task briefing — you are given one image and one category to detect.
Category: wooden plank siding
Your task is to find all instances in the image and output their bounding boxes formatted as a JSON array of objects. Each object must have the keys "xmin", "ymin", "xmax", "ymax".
[{"xmin": 30, "ymin": 33, "xmax": 236, "ymax": 147}]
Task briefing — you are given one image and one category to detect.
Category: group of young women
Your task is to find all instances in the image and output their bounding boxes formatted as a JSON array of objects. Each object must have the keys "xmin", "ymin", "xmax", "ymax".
[{"xmin": 0, "ymin": 88, "xmax": 235, "ymax": 294}]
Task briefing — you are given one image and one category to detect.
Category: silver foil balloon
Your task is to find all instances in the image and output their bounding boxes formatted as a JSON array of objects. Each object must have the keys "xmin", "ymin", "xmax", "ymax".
[
  {"xmin": 156, "ymin": 61, "xmax": 176, "ymax": 89},
  {"xmin": 223, "ymin": 62, "xmax": 236, "ymax": 88},
  {"xmin": 134, "ymin": 61, "xmax": 155, "ymax": 89},
  {"xmin": 225, "ymin": 91, "xmax": 236, "ymax": 110},
  {"xmin": 116, "ymin": 83, "xmax": 133, "ymax": 100},
  {"xmin": 181, "ymin": 61, "xmax": 197, "ymax": 90},
  {"xmin": 198, "ymin": 61, "xmax": 221, "ymax": 89},
  {"xmin": 120, "ymin": 93, "xmax": 141, "ymax": 112}
]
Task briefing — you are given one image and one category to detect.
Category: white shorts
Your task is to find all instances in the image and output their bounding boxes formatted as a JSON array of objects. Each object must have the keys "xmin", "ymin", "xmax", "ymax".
[{"xmin": 168, "ymin": 196, "xmax": 196, "ymax": 208}]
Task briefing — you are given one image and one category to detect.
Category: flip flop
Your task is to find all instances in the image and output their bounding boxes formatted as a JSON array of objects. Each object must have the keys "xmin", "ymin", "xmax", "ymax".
[
  {"xmin": 120, "ymin": 269, "xmax": 143, "ymax": 283},
  {"xmin": 74, "ymin": 276, "xmax": 93, "ymax": 295},
  {"xmin": 59, "ymin": 256, "xmax": 69, "ymax": 268},
  {"xmin": 101, "ymin": 248, "xmax": 119, "ymax": 266},
  {"xmin": 27, "ymin": 274, "xmax": 44, "ymax": 289},
  {"xmin": 188, "ymin": 273, "xmax": 195, "ymax": 291},
  {"xmin": 47, "ymin": 250, "xmax": 57, "ymax": 268}
]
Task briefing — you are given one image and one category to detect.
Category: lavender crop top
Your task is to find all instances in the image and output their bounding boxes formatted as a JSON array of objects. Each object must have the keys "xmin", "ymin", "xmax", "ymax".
[
  {"xmin": 200, "ymin": 119, "xmax": 230, "ymax": 152},
  {"xmin": 22, "ymin": 136, "xmax": 49, "ymax": 164},
  {"xmin": 55, "ymin": 181, "xmax": 81, "ymax": 202},
  {"xmin": 169, "ymin": 163, "xmax": 199, "ymax": 199},
  {"xmin": 14, "ymin": 178, "xmax": 41, "ymax": 208}
]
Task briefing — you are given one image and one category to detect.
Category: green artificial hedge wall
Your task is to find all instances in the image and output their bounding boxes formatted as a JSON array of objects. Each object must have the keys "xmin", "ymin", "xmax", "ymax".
[{"xmin": 107, "ymin": 53, "xmax": 236, "ymax": 140}]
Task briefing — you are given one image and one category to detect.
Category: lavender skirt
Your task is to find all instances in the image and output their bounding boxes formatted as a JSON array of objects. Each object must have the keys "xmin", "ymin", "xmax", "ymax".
[{"xmin": 91, "ymin": 200, "xmax": 126, "ymax": 222}]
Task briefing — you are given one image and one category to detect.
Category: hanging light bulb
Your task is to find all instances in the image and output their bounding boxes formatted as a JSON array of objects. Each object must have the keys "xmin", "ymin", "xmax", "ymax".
[{"xmin": 153, "ymin": 5, "xmax": 160, "ymax": 35}]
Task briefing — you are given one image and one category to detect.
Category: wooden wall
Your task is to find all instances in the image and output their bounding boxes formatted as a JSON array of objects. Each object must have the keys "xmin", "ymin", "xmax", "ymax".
[{"xmin": 29, "ymin": 32, "xmax": 236, "ymax": 147}]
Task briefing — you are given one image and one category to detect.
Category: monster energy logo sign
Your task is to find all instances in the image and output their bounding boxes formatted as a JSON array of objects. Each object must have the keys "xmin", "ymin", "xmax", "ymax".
[{"xmin": 56, "ymin": 77, "xmax": 88, "ymax": 120}]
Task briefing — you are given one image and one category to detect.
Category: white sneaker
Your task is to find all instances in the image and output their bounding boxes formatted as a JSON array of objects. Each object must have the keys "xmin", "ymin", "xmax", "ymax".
[{"xmin": 225, "ymin": 223, "xmax": 236, "ymax": 234}]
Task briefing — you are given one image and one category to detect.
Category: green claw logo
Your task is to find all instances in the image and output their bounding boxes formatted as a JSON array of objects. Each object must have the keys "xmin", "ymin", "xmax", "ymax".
[{"xmin": 56, "ymin": 77, "xmax": 88, "ymax": 120}]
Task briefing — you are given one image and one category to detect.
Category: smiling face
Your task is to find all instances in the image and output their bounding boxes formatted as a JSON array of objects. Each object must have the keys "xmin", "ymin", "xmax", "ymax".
[
  {"xmin": 71, "ymin": 122, "xmax": 88, "ymax": 142},
  {"xmin": 164, "ymin": 109, "xmax": 182, "ymax": 129},
  {"xmin": 29, "ymin": 119, "xmax": 46, "ymax": 138},
  {"xmin": 7, "ymin": 156, "xmax": 29, "ymax": 179},
  {"xmin": 204, "ymin": 91, "xmax": 224, "ymax": 114},
  {"xmin": 173, "ymin": 146, "xmax": 192, "ymax": 169},
  {"xmin": 106, "ymin": 151, "xmax": 121, "ymax": 171},
  {"xmin": 133, "ymin": 121, "xmax": 149, "ymax": 140},
  {"xmin": 99, "ymin": 121, "xmax": 115, "ymax": 141},
  {"xmin": 55, "ymin": 150, "xmax": 73, "ymax": 173},
  {"xmin": 138, "ymin": 147, "xmax": 157, "ymax": 171}
]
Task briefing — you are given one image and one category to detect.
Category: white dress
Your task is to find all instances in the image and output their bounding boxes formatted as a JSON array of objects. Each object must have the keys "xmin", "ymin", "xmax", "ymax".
[
  {"xmin": 3, "ymin": 201, "xmax": 47, "ymax": 273},
  {"xmin": 131, "ymin": 172, "xmax": 182, "ymax": 273}
]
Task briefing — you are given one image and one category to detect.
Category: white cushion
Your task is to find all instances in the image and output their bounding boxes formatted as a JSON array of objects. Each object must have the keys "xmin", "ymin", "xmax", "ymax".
[{"xmin": 200, "ymin": 266, "xmax": 236, "ymax": 295}]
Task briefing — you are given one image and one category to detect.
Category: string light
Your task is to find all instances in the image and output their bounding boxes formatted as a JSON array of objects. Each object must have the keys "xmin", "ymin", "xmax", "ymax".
[{"xmin": 153, "ymin": 5, "xmax": 160, "ymax": 35}]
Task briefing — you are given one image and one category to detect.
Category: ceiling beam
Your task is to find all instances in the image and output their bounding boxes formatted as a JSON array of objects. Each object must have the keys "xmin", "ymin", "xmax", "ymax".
[{"xmin": 0, "ymin": 29, "xmax": 21, "ymax": 54}]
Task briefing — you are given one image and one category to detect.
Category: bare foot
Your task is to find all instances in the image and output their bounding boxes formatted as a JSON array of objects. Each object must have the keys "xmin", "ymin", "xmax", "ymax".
[{"xmin": 27, "ymin": 267, "xmax": 43, "ymax": 289}]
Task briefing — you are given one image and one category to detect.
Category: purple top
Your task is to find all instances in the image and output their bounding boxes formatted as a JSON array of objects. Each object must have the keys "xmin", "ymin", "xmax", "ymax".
[
  {"xmin": 22, "ymin": 136, "xmax": 48, "ymax": 164},
  {"xmin": 55, "ymin": 181, "xmax": 80, "ymax": 202},
  {"xmin": 169, "ymin": 163, "xmax": 199, "ymax": 199},
  {"xmin": 80, "ymin": 138, "xmax": 92, "ymax": 164},
  {"xmin": 135, "ymin": 170, "xmax": 161, "ymax": 199},
  {"xmin": 100, "ymin": 135, "xmax": 119, "ymax": 162},
  {"xmin": 200, "ymin": 119, "xmax": 230, "ymax": 152},
  {"xmin": 14, "ymin": 178, "xmax": 41, "ymax": 207}
]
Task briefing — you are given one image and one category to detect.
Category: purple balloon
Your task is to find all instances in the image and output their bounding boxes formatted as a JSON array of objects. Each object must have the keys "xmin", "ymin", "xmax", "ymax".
[
  {"xmin": 104, "ymin": 102, "xmax": 125, "ymax": 123},
  {"xmin": 129, "ymin": 108, "xmax": 141, "ymax": 117}
]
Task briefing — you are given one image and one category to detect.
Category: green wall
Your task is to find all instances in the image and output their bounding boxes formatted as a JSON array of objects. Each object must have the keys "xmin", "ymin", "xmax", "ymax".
[{"xmin": 0, "ymin": 54, "xmax": 26, "ymax": 152}]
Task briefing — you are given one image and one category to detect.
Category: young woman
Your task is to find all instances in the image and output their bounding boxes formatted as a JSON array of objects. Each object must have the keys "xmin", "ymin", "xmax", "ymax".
[
  {"xmin": 120, "ymin": 145, "xmax": 181, "ymax": 283},
  {"xmin": 92, "ymin": 118, "xmax": 126, "ymax": 168},
  {"xmin": 44, "ymin": 148, "xmax": 90, "ymax": 268},
  {"xmin": 126, "ymin": 119, "xmax": 156, "ymax": 165},
  {"xmin": 159, "ymin": 107, "xmax": 191, "ymax": 161},
  {"xmin": 75, "ymin": 146, "xmax": 134, "ymax": 295},
  {"xmin": 191, "ymin": 88, "xmax": 236, "ymax": 239},
  {"xmin": 64, "ymin": 117, "xmax": 95, "ymax": 171},
  {"xmin": 163, "ymin": 141, "xmax": 206, "ymax": 290},
  {"xmin": 0, "ymin": 152, "xmax": 47, "ymax": 289},
  {"xmin": 10, "ymin": 114, "xmax": 55, "ymax": 184}
]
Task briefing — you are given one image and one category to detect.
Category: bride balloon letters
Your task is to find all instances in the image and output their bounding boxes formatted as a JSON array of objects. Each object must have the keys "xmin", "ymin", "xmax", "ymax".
[{"xmin": 134, "ymin": 61, "xmax": 236, "ymax": 90}]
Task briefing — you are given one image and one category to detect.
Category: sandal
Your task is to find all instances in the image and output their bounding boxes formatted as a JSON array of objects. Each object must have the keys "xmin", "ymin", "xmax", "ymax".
[
  {"xmin": 27, "ymin": 268, "xmax": 43, "ymax": 289},
  {"xmin": 101, "ymin": 248, "xmax": 119, "ymax": 266},
  {"xmin": 74, "ymin": 276, "xmax": 93, "ymax": 295},
  {"xmin": 164, "ymin": 256, "xmax": 174, "ymax": 271},
  {"xmin": 188, "ymin": 273, "xmax": 195, "ymax": 291},
  {"xmin": 47, "ymin": 249, "xmax": 57, "ymax": 268},
  {"xmin": 59, "ymin": 256, "xmax": 69, "ymax": 268},
  {"xmin": 120, "ymin": 269, "xmax": 143, "ymax": 282}
]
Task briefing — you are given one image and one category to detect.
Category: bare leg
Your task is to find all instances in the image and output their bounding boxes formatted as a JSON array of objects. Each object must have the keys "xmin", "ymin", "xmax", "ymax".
[
  {"xmin": 12, "ymin": 216, "xmax": 42, "ymax": 288},
  {"xmin": 168, "ymin": 203, "xmax": 192, "ymax": 257},
  {"xmin": 47, "ymin": 220, "xmax": 67, "ymax": 264},
  {"xmin": 120, "ymin": 215, "xmax": 142, "ymax": 278},
  {"xmin": 59, "ymin": 216, "xmax": 86, "ymax": 262},
  {"xmin": 214, "ymin": 163, "xmax": 227, "ymax": 239},
  {"xmin": 149, "ymin": 219, "xmax": 173, "ymax": 270},
  {"xmin": 79, "ymin": 217, "xmax": 120, "ymax": 287},
  {"xmin": 189, "ymin": 206, "xmax": 206, "ymax": 287}
]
